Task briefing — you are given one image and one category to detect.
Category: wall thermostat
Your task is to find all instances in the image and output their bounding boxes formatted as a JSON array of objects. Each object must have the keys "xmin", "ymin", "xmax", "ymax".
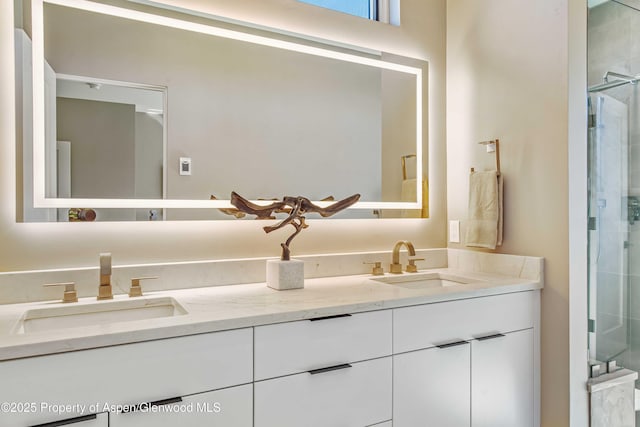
[{"xmin": 179, "ymin": 157, "xmax": 192, "ymax": 176}]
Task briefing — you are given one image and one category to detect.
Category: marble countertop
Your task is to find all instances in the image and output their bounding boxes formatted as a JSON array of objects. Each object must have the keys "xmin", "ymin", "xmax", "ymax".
[{"xmin": 0, "ymin": 267, "xmax": 542, "ymax": 361}]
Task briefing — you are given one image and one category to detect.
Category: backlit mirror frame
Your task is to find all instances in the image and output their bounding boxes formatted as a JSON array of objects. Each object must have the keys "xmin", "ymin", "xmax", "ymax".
[{"xmin": 31, "ymin": 0, "xmax": 423, "ymax": 211}]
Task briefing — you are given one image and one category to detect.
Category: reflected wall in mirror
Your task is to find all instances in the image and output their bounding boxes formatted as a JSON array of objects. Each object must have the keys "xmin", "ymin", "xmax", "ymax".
[
  {"xmin": 16, "ymin": 0, "xmax": 428, "ymax": 221},
  {"xmin": 56, "ymin": 77, "xmax": 166, "ymax": 221}
]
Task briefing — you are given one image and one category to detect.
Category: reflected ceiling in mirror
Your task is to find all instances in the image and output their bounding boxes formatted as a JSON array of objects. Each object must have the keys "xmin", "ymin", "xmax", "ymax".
[{"xmin": 24, "ymin": 0, "xmax": 427, "ymax": 220}]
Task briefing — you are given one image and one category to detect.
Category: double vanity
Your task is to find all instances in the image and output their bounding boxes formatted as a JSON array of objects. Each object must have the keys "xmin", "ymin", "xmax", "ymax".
[{"xmin": 0, "ymin": 249, "xmax": 543, "ymax": 427}]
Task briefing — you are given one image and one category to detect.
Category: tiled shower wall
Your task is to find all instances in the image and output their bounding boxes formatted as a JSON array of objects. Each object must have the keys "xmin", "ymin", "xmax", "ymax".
[
  {"xmin": 589, "ymin": 1, "xmax": 640, "ymax": 88},
  {"xmin": 589, "ymin": 0, "xmax": 640, "ymax": 412}
]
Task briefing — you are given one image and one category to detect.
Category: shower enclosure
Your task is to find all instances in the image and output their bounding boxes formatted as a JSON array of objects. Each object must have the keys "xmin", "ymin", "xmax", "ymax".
[{"xmin": 588, "ymin": 0, "xmax": 640, "ymax": 421}]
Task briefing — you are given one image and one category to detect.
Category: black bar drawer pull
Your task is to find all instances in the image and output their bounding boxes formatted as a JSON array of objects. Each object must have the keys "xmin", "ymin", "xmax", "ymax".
[
  {"xmin": 150, "ymin": 397, "xmax": 183, "ymax": 407},
  {"xmin": 436, "ymin": 340, "xmax": 469, "ymax": 349},
  {"xmin": 309, "ymin": 313, "xmax": 352, "ymax": 322},
  {"xmin": 308, "ymin": 363, "xmax": 353, "ymax": 375},
  {"xmin": 31, "ymin": 414, "xmax": 97, "ymax": 427},
  {"xmin": 476, "ymin": 333, "xmax": 506, "ymax": 341},
  {"xmin": 121, "ymin": 396, "xmax": 183, "ymax": 413}
]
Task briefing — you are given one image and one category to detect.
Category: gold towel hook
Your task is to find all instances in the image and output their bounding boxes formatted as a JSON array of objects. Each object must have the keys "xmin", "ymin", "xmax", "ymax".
[{"xmin": 471, "ymin": 139, "xmax": 500, "ymax": 176}]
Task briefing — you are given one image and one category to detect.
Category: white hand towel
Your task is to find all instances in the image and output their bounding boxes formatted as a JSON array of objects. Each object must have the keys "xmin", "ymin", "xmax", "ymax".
[{"xmin": 465, "ymin": 170, "xmax": 503, "ymax": 249}]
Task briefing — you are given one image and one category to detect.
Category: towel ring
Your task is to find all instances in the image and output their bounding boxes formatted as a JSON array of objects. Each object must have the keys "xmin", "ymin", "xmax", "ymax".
[{"xmin": 470, "ymin": 139, "xmax": 500, "ymax": 176}]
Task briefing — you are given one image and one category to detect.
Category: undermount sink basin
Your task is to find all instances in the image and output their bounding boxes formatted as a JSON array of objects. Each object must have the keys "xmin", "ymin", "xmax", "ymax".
[
  {"xmin": 12, "ymin": 297, "xmax": 187, "ymax": 334},
  {"xmin": 372, "ymin": 272, "xmax": 481, "ymax": 289}
]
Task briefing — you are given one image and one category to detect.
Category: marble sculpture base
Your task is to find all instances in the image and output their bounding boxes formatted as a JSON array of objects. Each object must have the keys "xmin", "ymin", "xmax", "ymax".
[{"xmin": 266, "ymin": 259, "xmax": 304, "ymax": 290}]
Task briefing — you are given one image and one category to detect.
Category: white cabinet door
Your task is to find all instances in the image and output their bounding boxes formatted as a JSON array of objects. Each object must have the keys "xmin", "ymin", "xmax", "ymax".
[
  {"xmin": 109, "ymin": 384, "xmax": 252, "ymax": 427},
  {"xmin": 255, "ymin": 357, "xmax": 392, "ymax": 427},
  {"xmin": 394, "ymin": 342, "xmax": 471, "ymax": 427},
  {"xmin": 471, "ymin": 329, "xmax": 534, "ymax": 427}
]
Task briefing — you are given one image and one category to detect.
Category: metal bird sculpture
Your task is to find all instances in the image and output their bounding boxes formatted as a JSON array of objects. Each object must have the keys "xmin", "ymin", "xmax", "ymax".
[
  {"xmin": 230, "ymin": 192, "xmax": 360, "ymax": 261},
  {"xmin": 211, "ymin": 194, "xmax": 337, "ymax": 219}
]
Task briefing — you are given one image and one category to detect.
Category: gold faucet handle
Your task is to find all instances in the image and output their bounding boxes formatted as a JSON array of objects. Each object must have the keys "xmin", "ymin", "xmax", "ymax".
[
  {"xmin": 129, "ymin": 276, "xmax": 159, "ymax": 297},
  {"xmin": 363, "ymin": 262, "xmax": 384, "ymax": 276},
  {"xmin": 406, "ymin": 258, "xmax": 425, "ymax": 273},
  {"xmin": 43, "ymin": 282, "xmax": 78, "ymax": 303}
]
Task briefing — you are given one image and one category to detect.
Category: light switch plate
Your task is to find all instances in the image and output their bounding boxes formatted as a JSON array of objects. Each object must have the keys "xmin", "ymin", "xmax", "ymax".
[
  {"xmin": 449, "ymin": 220, "xmax": 460, "ymax": 243},
  {"xmin": 179, "ymin": 157, "xmax": 192, "ymax": 175}
]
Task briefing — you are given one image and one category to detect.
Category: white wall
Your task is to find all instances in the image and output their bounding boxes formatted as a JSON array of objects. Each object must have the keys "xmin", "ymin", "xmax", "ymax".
[
  {"xmin": 0, "ymin": 0, "xmax": 446, "ymax": 270},
  {"xmin": 446, "ymin": 0, "xmax": 572, "ymax": 425}
]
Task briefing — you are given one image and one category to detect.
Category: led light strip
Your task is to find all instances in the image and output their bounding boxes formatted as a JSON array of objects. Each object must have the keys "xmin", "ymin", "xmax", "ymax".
[{"xmin": 32, "ymin": 0, "xmax": 423, "ymax": 210}]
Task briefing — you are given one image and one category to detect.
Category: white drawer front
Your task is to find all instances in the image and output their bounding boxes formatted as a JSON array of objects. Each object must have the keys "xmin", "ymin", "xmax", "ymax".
[
  {"xmin": 0, "ymin": 412, "xmax": 108, "ymax": 427},
  {"xmin": 255, "ymin": 310, "xmax": 392, "ymax": 380},
  {"xmin": 255, "ymin": 356, "xmax": 392, "ymax": 427},
  {"xmin": 109, "ymin": 384, "xmax": 252, "ymax": 427},
  {"xmin": 0, "ymin": 328, "xmax": 252, "ymax": 426},
  {"xmin": 394, "ymin": 291, "xmax": 537, "ymax": 353}
]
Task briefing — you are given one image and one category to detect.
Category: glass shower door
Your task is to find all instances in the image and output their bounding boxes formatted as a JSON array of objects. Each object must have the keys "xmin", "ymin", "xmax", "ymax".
[{"xmin": 588, "ymin": 93, "xmax": 630, "ymax": 363}]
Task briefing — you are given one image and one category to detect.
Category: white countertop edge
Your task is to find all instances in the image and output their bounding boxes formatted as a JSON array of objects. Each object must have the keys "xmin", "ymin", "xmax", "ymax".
[{"xmin": 0, "ymin": 268, "xmax": 542, "ymax": 361}]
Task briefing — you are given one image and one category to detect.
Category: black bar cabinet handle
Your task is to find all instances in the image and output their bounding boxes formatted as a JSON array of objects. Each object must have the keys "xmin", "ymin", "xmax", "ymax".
[
  {"xmin": 309, "ymin": 313, "xmax": 352, "ymax": 321},
  {"xmin": 149, "ymin": 397, "xmax": 183, "ymax": 407},
  {"xmin": 476, "ymin": 333, "xmax": 506, "ymax": 341},
  {"xmin": 436, "ymin": 340, "xmax": 469, "ymax": 349},
  {"xmin": 31, "ymin": 414, "xmax": 97, "ymax": 427},
  {"xmin": 308, "ymin": 363, "xmax": 353, "ymax": 375}
]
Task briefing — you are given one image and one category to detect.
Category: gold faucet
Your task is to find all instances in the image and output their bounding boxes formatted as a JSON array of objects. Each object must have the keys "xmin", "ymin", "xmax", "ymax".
[
  {"xmin": 390, "ymin": 241, "xmax": 416, "ymax": 274},
  {"xmin": 364, "ymin": 261, "xmax": 384, "ymax": 276},
  {"xmin": 97, "ymin": 253, "xmax": 113, "ymax": 300},
  {"xmin": 129, "ymin": 276, "xmax": 158, "ymax": 297}
]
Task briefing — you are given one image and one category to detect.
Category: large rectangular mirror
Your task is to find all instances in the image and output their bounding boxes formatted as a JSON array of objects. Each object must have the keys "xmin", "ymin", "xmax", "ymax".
[{"xmin": 16, "ymin": 0, "xmax": 427, "ymax": 221}]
